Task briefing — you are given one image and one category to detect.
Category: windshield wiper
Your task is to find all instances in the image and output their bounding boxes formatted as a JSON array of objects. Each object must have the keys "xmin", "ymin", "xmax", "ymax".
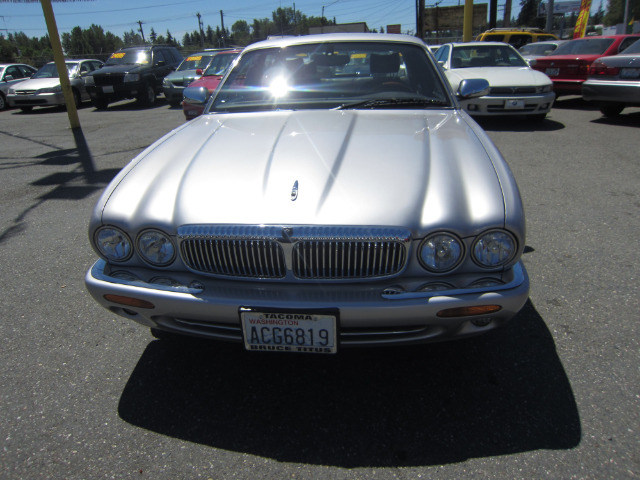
[{"xmin": 333, "ymin": 98, "xmax": 449, "ymax": 110}]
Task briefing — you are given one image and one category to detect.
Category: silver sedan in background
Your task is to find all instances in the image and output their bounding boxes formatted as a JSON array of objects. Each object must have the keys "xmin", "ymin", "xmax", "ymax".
[
  {"xmin": 582, "ymin": 38, "xmax": 640, "ymax": 116},
  {"xmin": 7, "ymin": 59, "xmax": 103, "ymax": 112},
  {"xmin": 85, "ymin": 34, "xmax": 529, "ymax": 354}
]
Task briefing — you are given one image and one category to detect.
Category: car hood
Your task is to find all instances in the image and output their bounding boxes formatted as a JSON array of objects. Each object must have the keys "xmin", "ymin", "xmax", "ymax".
[
  {"xmin": 93, "ymin": 64, "xmax": 144, "ymax": 75},
  {"xmin": 12, "ymin": 77, "xmax": 61, "ymax": 89},
  {"xmin": 166, "ymin": 69, "xmax": 199, "ymax": 81},
  {"xmin": 446, "ymin": 67, "xmax": 551, "ymax": 89},
  {"xmin": 534, "ymin": 54, "xmax": 601, "ymax": 66},
  {"xmin": 97, "ymin": 110, "xmax": 512, "ymax": 237},
  {"xmin": 595, "ymin": 53, "xmax": 640, "ymax": 67},
  {"xmin": 189, "ymin": 75, "xmax": 223, "ymax": 90}
]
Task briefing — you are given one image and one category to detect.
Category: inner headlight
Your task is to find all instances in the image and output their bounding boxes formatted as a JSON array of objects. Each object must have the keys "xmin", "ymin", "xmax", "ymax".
[
  {"xmin": 95, "ymin": 227, "xmax": 132, "ymax": 262},
  {"xmin": 137, "ymin": 230, "xmax": 176, "ymax": 266},
  {"xmin": 536, "ymin": 84, "xmax": 552, "ymax": 93},
  {"xmin": 419, "ymin": 233, "xmax": 463, "ymax": 272},
  {"xmin": 472, "ymin": 230, "xmax": 516, "ymax": 268},
  {"xmin": 124, "ymin": 73, "xmax": 140, "ymax": 83}
]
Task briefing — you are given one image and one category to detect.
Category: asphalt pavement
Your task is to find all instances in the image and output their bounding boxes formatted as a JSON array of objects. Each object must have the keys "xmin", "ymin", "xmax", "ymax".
[{"xmin": 1, "ymin": 97, "xmax": 639, "ymax": 479}]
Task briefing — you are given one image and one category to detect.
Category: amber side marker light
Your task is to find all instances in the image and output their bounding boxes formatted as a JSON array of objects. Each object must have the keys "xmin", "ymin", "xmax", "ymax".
[
  {"xmin": 437, "ymin": 305, "xmax": 502, "ymax": 318},
  {"xmin": 104, "ymin": 294, "xmax": 155, "ymax": 309}
]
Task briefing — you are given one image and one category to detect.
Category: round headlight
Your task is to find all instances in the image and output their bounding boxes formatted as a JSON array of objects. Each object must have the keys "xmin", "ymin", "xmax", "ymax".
[
  {"xmin": 419, "ymin": 233, "xmax": 463, "ymax": 272},
  {"xmin": 95, "ymin": 227, "xmax": 132, "ymax": 262},
  {"xmin": 472, "ymin": 230, "xmax": 516, "ymax": 268},
  {"xmin": 137, "ymin": 230, "xmax": 176, "ymax": 266}
]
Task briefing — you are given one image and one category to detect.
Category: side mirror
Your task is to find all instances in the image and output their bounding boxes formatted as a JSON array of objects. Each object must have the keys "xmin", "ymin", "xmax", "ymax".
[
  {"xmin": 527, "ymin": 58, "xmax": 537, "ymax": 67},
  {"xmin": 196, "ymin": 68, "xmax": 203, "ymax": 76},
  {"xmin": 457, "ymin": 78, "xmax": 490, "ymax": 99},
  {"xmin": 4, "ymin": 75, "xmax": 14, "ymax": 81},
  {"xmin": 183, "ymin": 86, "xmax": 210, "ymax": 105},
  {"xmin": 157, "ymin": 60, "xmax": 166, "ymax": 67}
]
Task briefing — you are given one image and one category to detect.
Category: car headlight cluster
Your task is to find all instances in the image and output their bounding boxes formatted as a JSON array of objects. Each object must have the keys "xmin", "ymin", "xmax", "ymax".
[
  {"xmin": 124, "ymin": 73, "xmax": 140, "ymax": 83},
  {"xmin": 419, "ymin": 230, "xmax": 516, "ymax": 272},
  {"xmin": 84, "ymin": 75, "xmax": 95, "ymax": 86},
  {"xmin": 536, "ymin": 84, "xmax": 552, "ymax": 93},
  {"xmin": 95, "ymin": 227, "xmax": 176, "ymax": 266},
  {"xmin": 162, "ymin": 78, "xmax": 171, "ymax": 87}
]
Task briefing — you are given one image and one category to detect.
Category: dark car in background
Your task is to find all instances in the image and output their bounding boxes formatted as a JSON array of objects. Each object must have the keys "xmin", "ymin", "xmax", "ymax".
[
  {"xmin": 0, "ymin": 63, "xmax": 37, "ymax": 110},
  {"xmin": 532, "ymin": 34, "xmax": 640, "ymax": 95},
  {"xmin": 582, "ymin": 38, "xmax": 640, "ymax": 116},
  {"xmin": 85, "ymin": 45, "xmax": 182, "ymax": 109},
  {"xmin": 163, "ymin": 48, "xmax": 235, "ymax": 107},
  {"xmin": 182, "ymin": 49, "xmax": 241, "ymax": 119}
]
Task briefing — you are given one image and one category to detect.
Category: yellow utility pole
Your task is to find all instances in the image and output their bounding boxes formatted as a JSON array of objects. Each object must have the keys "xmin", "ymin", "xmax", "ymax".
[
  {"xmin": 463, "ymin": 0, "xmax": 474, "ymax": 41},
  {"xmin": 39, "ymin": 0, "xmax": 81, "ymax": 129}
]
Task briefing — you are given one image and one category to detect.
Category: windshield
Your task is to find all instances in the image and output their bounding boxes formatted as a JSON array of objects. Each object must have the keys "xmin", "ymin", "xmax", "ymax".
[
  {"xmin": 622, "ymin": 38, "xmax": 640, "ymax": 54},
  {"xmin": 33, "ymin": 62, "xmax": 77, "ymax": 79},
  {"xmin": 203, "ymin": 52, "xmax": 238, "ymax": 76},
  {"xmin": 177, "ymin": 54, "xmax": 214, "ymax": 71},
  {"xmin": 451, "ymin": 45, "xmax": 528, "ymax": 68},
  {"xmin": 520, "ymin": 43, "xmax": 556, "ymax": 55},
  {"xmin": 553, "ymin": 38, "xmax": 614, "ymax": 55},
  {"xmin": 210, "ymin": 41, "xmax": 451, "ymax": 113},
  {"xmin": 105, "ymin": 50, "xmax": 151, "ymax": 66}
]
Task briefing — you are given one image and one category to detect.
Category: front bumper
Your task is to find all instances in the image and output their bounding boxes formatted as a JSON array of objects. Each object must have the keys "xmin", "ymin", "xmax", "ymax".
[
  {"xmin": 460, "ymin": 92, "xmax": 555, "ymax": 116},
  {"xmin": 87, "ymin": 83, "xmax": 141, "ymax": 101},
  {"xmin": 85, "ymin": 259, "xmax": 530, "ymax": 347},
  {"xmin": 7, "ymin": 92, "xmax": 65, "ymax": 107}
]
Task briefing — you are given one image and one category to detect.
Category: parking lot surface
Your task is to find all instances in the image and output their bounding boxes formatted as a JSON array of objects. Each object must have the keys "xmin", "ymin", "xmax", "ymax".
[{"xmin": 1, "ymin": 98, "xmax": 639, "ymax": 479}]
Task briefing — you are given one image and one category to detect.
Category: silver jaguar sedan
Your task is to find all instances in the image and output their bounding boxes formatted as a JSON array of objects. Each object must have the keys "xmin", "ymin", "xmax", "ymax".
[{"xmin": 85, "ymin": 34, "xmax": 529, "ymax": 354}]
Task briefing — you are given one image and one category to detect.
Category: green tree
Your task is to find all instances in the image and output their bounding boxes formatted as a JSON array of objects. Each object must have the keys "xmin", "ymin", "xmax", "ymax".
[
  {"xmin": 604, "ymin": 0, "xmax": 640, "ymax": 25},
  {"xmin": 149, "ymin": 27, "xmax": 158, "ymax": 44},
  {"xmin": 517, "ymin": 0, "xmax": 545, "ymax": 27},
  {"xmin": 231, "ymin": 20, "xmax": 251, "ymax": 46}
]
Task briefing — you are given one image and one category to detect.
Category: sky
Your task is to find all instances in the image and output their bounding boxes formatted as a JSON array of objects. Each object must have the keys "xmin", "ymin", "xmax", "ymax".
[{"xmin": 0, "ymin": 0, "xmax": 490, "ymax": 41}]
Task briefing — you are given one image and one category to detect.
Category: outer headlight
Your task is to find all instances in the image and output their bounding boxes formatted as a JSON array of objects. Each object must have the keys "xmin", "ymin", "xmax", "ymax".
[
  {"xmin": 124, "ymin": 73, "xmax": 140, "ymax": 83},
  {"xmin": 137, "ymin": 230, "xmax": 176, "ymax": 266},
  {"xmin": 95, "ymin": 227, "xmax": 132, "ymax": 262},
  {"xmin": 84, "ymin": 75, "xmax": 95, "ymax": 86},
  {"xmin": 419, "ymin": 233, "xmax": 464, "ymax": 272},
  {"xmin": 472, "ymin": 230, "xmax": 516, "ymax": 268},
  {"xmin": 162, "ymin": 78, "xmax": 171, "ymax": 87},
  {"xmin": 8, "ymin": 87, "xmax": 16, "ymax": 94},
  {"xmin": 536, "ymin": 84, "xmax": 552, "ymax": 93}
]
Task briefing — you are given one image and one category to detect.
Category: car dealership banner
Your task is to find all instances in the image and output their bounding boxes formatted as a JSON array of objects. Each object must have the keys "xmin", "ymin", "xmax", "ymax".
[{"xmin": 573, "ymin": 0, "xmax": 593, "ymax": 38}]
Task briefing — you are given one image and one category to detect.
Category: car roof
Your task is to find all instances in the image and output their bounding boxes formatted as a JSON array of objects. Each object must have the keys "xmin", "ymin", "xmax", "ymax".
[{"xmin": 242, "ymin": 33, "xmax": 427, "ymax": 51}]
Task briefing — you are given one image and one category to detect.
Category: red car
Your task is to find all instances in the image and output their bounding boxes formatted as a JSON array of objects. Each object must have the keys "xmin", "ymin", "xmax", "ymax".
[
  {"xmin": 532, "ymin": 34, "xmax": 640, "ymax": 96},
  {"xmin": 182, "ymin": 49, "xmax": 240, "ymax": 120}
]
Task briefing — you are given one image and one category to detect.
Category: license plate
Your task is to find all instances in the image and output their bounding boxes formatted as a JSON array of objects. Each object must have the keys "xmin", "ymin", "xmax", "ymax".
[
  {"xmin": 102, "ymin": 85, "xmax": 114, "ymax": 93},
  {"xmin": 241, "ymin": 309, "xmax": 337, "ymax": 354},
  {"xmin": 545, "ymin": 68, "xmax": 559, "ymax": 76},
  {"xmin": 505, "ymin": 99, "xmax": 525, "ymax": 109},
  {"xmin": 620, "ymin": 68, "xmax": 640, "ymax": 79}
]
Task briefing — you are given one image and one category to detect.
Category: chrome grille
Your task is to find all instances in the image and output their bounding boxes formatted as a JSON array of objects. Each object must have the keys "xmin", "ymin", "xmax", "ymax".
[
  {"xmin": 94, "ymin": 74, "xmax": 124, "ymax": 86},
  {"xmin": 293, "ymin": 239, "xmax": 406, "ymax": 279},
  {"xmin": 181, "ymin": 237, "xmax": 286, "ymax": 278},
  {"xmin": 178, "ymin": 225, "xmax": 410, "ymax": 280},
  {"xmin": 490, "ymin": 86, "xmax": 537, "ymax": 94}
]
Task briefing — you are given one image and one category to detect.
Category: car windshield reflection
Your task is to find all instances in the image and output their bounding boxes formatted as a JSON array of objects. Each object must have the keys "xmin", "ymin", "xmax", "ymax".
[{"xmin": 210, "ymin": 41, "xmax": 451, "ymax": 113}]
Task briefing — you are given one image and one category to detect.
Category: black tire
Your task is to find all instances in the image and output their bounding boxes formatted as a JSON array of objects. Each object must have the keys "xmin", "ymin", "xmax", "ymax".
[
  {"xmin": 0, "ymin": 93, "xmax": 6, "ymax": 111},
  {"xmin": 92, "ymin": 98, "xmax": 109, "ymax": 110},
  {"xmin": 19, "ymin": 106, "xmax": 33, "ymax": 113},
  {"xmin": 169, "ymin": 98, "xmax": 182, "ymax": 108},
  {"xmin": 600, "ymin": 104, "xmax": 624, "ymax": 117},
  {"xmin": 137, "ymin": 82, "xmax": 156, "ymax": 107}
]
